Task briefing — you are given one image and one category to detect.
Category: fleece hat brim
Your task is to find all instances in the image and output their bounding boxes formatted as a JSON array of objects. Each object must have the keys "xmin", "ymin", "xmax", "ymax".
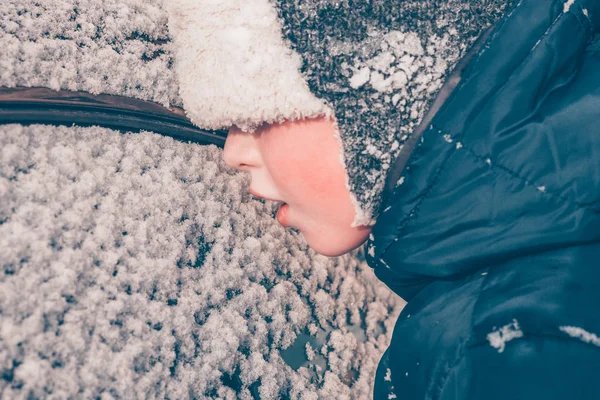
[{"xmin": 166, "ymin": 0, "xmax": 332, "ymax": 133}]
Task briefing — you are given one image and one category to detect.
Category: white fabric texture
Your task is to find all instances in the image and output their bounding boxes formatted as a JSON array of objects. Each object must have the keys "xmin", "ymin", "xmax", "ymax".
[{"xmin": 166, "ymin": 0, "xmax": 332, "ymax": 132}]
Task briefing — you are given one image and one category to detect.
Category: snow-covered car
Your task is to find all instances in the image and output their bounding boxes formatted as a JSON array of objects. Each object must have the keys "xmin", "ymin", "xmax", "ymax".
[{"xmin": 0, "ymin": 1, "xmax": 403, "ymax": 399}]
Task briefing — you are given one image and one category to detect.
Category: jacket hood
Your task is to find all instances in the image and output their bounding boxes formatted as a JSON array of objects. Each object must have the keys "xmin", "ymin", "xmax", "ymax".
[{"xmin": 366, "ymin": 0, "xmax": 600, "ymax": 301}]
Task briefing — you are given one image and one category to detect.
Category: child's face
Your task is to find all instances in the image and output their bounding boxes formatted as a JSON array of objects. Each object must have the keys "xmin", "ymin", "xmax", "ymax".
[{"xmin": 224, "ymin": 117, "xmax": 371, "ymax": 257}]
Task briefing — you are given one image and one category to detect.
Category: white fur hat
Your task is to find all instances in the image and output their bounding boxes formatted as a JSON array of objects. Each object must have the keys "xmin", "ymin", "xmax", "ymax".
[{"xmin": 165, "ymin": 0, "xmax": 332, "ymax": 133}]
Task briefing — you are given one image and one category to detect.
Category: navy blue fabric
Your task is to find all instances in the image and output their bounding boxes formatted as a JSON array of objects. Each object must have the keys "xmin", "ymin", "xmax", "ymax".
[{"xmin": 367, "ymin": 0, "xmax": 600, "ymax": 398}]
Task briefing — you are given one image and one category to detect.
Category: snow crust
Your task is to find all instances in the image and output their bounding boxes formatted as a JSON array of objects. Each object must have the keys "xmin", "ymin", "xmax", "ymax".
[
  {"xmin": 0, "ymin": 124, "xmax": 403, "ymax": 399},
  {"xmin": 486, "ymin": 319, "xmax": 524, "ymax": 353},
  {"xmin": 560, "ymin": 326, "xmax": 600, "ymax": 347},
  {"xmin": 563, "ymin": 0, "xmax": 576, "ymax": 13},
  {"xmin": 346, "ymin": 30, "xmax": 443, "ymax": 96},
  {"xmin": 0, "ymin": 0, "xmax": 181, "ymax": 106}
]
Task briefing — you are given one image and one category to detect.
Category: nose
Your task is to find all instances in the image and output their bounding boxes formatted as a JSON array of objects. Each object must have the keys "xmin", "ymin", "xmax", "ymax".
[{"xmin": 223, "ymin": 127, "xmax": 261, "ymax": 171}]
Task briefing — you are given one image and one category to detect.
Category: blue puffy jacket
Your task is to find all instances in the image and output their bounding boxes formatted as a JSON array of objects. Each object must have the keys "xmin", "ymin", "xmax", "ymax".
[{"xmin": 367, "ymin": 0, "xmax": 600, "ymax": 398}]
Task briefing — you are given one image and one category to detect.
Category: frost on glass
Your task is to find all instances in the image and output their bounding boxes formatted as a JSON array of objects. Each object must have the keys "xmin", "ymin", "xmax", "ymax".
[
  {"xmin": 0, "ymin": 0, "xmax": 181, "ymax": 106},
  {"xmin": 0, "ymin": 125, "xmax": 403, "ymax": 399}
]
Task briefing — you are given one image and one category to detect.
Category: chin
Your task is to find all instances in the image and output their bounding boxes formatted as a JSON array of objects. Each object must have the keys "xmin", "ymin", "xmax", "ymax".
[
  {"xmin": 310, "ymin": 244, "xmax": 348, "ymax": 257},
  {"xmin": 302, "ymin": 230, "xmax": 370, "ymax": 258}
]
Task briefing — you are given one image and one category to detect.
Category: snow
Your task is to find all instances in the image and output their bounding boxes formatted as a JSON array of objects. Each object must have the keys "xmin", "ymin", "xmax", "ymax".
[
  {"xmin": 563, "ymin": 0, "xmax": 576, "ymax": 13},
  {"xmin": 560, "ymin": 326, "xmax": 600, "ymax": 347},
  {"xmin": 487, "ymin": 319, "xmax": 524, "ymax": 353},
  {"xmin": 349, "ymin": 68, "xmax": 371, "ymax": 89},
  {"xmin": 368, "ymin": 245, "xmax": 375, "ymax": 258},
  {"xmin": 345, "ymin": 31, "xmax": 444, "ymax": 96},
  {"xmin": 0, "ymin": 0, "xmax": 181, "ymax": 106},
  {"xmin": 0, "ymin": 124, "xmax": 403, "ymax": 398},
  {"xmin": 384, "ymin": 368, "xmax": 392, "ymax": 382}
]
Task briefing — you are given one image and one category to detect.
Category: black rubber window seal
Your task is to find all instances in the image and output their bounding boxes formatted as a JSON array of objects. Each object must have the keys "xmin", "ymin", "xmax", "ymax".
[{"xmin": 0, "ymin": 87, "xmax": 227, "ymax": 147}]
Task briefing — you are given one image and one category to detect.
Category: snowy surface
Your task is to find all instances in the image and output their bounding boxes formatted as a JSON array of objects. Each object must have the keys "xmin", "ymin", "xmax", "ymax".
[
  {"xmin": 0, "ymin": 124, "xmax": 403, "ymax": 399},
  {"xmin": 0, "ymin": 0, "xmax": 181, "ymax": 106},
  {"xmin": 560, "ymin": 326, "xmax": 600, "ymax": 347},
  {"xmin": 486, "ymin": 319, "xmax": 524, "ymax": 353}
]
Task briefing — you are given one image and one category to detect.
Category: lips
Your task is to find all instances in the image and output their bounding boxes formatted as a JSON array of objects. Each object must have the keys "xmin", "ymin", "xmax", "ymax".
[
  {"xmin": 276, "ymin": 203, "xmax": 290, "ymax": 228},
  {"xmin": 249, "ymin": 188, "xmax": 290, "ymax": 228},
  {"xmin": 249, "ymin": 188, "xmax": 281, "ymax": 202}
]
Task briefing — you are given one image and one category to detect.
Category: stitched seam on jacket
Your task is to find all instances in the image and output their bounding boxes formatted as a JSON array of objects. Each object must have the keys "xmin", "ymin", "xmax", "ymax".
[
  {"xmin": 378, "ymin": 137, "xmax": 458, "ymax": 261},
  {"xmin": 382, "ymin": 122, "xmax": 599, "ymax": 267},
  {"xmin": 447, "ymin": 0, "xmax": 590, "ymax": 162},
  {"xmin": 435, "ymin": 125, "xmax": 600, "ymax": 214},
  {"xmin": 379, "ymin": 0, "xmax": 594, "ymax": 260},
  {"xmin": 444, "ymin": 3, "xmax": 599, "ymax": 212},
  {"xmin": 568, "ymin": 1, "xmax": 595, "ymax": 33},
  {"xmin": 426, "ymin": 270, "xmax": 489, "ymax": 400}
]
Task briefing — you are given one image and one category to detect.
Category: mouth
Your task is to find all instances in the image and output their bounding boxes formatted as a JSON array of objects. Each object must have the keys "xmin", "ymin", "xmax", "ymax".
[
  {"xmin": 249, "ymin": 188, "xmax": 280, "ymax": 202},
  {"xmin": 249, "ymin": 188, "xmax": 290, "ymax": 228},
  {"xmin": 276, "ymin": 203, "xmax": 290, "ymax": 228}
]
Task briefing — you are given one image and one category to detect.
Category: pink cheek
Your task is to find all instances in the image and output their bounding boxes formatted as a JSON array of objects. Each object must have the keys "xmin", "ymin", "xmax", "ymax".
[
  {"xmin": 265, "ymin": 156, "xmax": 323, "ymax": 204},
  {"xmin": 295, "ymin": 165, "xmax": 346, "ymax": 216},
  {"xmin": 261, "ymin": 129, "xmax": 343, "ymax": 207},
  {"xmin": 303, "ymin": 165, "xmax": 338, "ymax": 194}
]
